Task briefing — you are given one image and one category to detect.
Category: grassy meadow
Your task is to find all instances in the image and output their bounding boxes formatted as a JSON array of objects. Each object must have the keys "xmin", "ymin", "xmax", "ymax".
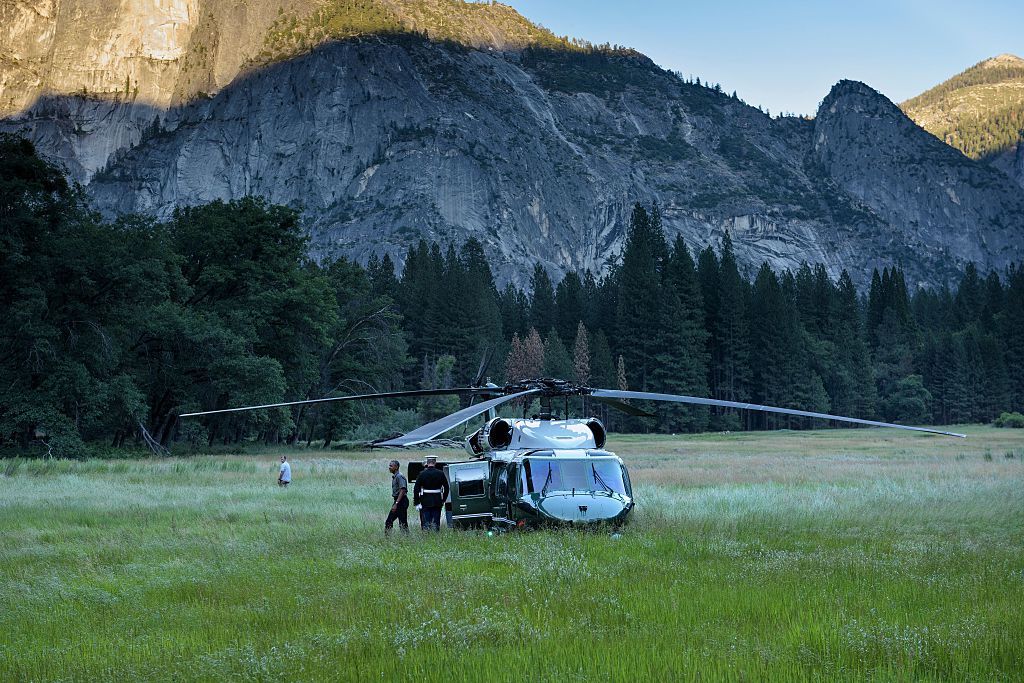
[{"xmin": 2, "ymin": 426, "xmax": 1023, "ymax": 681}]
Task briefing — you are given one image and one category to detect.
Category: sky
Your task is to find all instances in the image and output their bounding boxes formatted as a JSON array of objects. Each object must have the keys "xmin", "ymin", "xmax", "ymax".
[{"xmin": 504, "ymin": 0, "xmax": 1023, "ymax": 116}]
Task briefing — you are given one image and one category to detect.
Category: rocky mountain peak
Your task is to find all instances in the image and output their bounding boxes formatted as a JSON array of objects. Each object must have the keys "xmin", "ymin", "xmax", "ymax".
[
  {"xmin": 2, "ymin": 3, "xmax": 1023, "ymax": 291},
  {"xmin": 820, "ymin": 80, "xmax": 902, "ymax": 118},
  {"xmin": 980, "ymin": 53, "xmax": 1024, "ymax": 68}
]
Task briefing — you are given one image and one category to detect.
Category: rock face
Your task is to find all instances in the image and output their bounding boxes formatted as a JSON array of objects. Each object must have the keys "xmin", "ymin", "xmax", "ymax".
[
  {"xmin": 0, "ymin": 0, "xmax": 304, "ymax": 178},
  {"xmin": 3, "ymin": 2, "xmax": 1023, "ymax": 289},
  {"xmin": 1016, "ymin": 141, "xmax": 1024, "ymax": 185},
  {"xmin": 816, "ymin": 80, "xmax": 1024, "ymax": 282}
]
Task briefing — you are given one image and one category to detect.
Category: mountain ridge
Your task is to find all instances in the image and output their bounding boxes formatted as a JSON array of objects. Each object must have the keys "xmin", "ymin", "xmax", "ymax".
[
  {"xmin": 2, "ymin": 2, "xmax": 1023, "ymax": 289},
  {"xmin": 901, "ymin": 53, "xmax": 1024, "ymax": 187}
]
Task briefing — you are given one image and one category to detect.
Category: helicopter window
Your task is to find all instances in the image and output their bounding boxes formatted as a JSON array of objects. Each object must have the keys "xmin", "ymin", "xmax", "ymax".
[
  {"xmin": 495, "ymin": 468, "xmax": 509, "ymax": 497},
  {"xmin": 459, "ymin": 479, "xmax": 485, "ymax": 497},
  {"xmin": 591, "ymin": 460, "xmax": 628, "ymax": 495},
  {"xmin": 453, "ymin": 463, "xmax": 487, "ymax": 498},
  {"xmin": 524, "ymin": 458, "xmax": 626, "ymax": 491},
  {"xmin": 532, "ymin": 461, "xmax": 563, "ymax": 493},
  {"xmin": 559, "ymin": 461, "xmax": 590, "ymax": 490},
  {"xmin": 523, "ymin": 458, "xmax": 626, "ymax": 494}
]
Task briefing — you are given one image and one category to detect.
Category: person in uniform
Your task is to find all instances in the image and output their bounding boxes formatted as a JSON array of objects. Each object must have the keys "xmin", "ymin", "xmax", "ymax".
[
  {"xmin": 385, "ymin": 459, "xmax": 409, "ymax": 534},
  {"xmin": 413, "ymin": 456, "xmax": 449, "ymax": 531}
]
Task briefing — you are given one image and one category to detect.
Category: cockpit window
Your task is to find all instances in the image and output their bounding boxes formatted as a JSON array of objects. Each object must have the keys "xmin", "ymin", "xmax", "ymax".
[
  {"xmin": 591, "ymin": 460, "xmax": 628, "ymax": 495},
  {"xmin": 523, "ymin": 457, "xmax": 628, "ymax": 495}
]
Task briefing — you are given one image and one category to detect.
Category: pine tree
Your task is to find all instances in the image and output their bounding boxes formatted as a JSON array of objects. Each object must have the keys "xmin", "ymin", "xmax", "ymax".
[
  {"xmin": 572, "ymin": 322, "xmax": 591, "ymax": 386},
  {"xmin": 711, "ymin": 232, "xmax": 750, "ymax": 428},
  {"xmin": 555, "ymin": 271, "xmax": 585, "ymax": 345},
  {"xmin": 498, "ymin": 282, "xmax": 529, "ymax": 339},
  {"xmin": 978, "ymin": 332, "xmax": 1010, "ymax": 420},
  {"xmin": 697, "ymin": 245, "xmax": 721, "ymax": 400},
  {"xmin": 542, "ymin": 329, "xmax": 573, "ymax": 380},
  {"xmin": 1001, "ymin": 265, "xmax": 1024, "ymax": 411},
  {"xmin": 580, "ymin": 270, "xmax": 600, "ymax": 333},
  {"xmin": 529, "ymin": 264, "xmax": 556, "ymax": 334},
  {"xmin": 868, "ymin": 266, "xmax": 919, "ymax": 418},
  {"xmin": 750, "ymin": 264, "xmax": 828, "ymax": 429},
  {"xmin": 650, "ymin": 236, "xmax": 709, "ymax": 431},
  {"xmin": 417, "ymin": 355, "xmax": 459, "ymax": 422},
  {"xmin": 980, "ymin": 270, "xmax": 1004, "ymax": 331},
  {"xmin": 829, "ymin": 271, "xmax": 876, "ymax": 417},
  {"xmin": 455, "ymin": 238, "xmax": 503, "ymax": 383},
  {"xmin": 396, "ymin": 240, "xmax": 443, "ymax": 363},
  {"xmin": 615, "ymin": 203, "xmax": 667, "ymax": 391},
  {"xmin": 953, "ymin": 262, "xmax": 983, "ymax": 328},
  {"xmin": 366, "ymin": 252, "xmax": 398, "ymax": 300},
  {"xmin": 434, "ymin": 243, "xmax": 466, "ymax": 359}
]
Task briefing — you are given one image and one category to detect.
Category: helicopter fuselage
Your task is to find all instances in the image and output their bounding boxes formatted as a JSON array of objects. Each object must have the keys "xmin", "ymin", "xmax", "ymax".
[{"xmin": 413, "ymin": 417, "xmax": 635, "ymax": 529}]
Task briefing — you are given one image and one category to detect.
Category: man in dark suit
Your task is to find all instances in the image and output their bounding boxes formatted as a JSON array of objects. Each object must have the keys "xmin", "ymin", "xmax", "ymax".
[{"xmin": 413, "ymin": 456, "xmax": 449, "ymax": 531}]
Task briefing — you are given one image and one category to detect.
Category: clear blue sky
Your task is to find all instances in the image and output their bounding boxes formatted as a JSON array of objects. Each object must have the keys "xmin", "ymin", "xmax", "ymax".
[{"xmin": 504, "ymin": 0, "xmax": 1023, "ymax": 116}]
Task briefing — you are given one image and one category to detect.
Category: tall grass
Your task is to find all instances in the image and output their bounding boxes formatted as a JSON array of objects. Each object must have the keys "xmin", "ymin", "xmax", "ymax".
[{"xmin": 1, "ymin": 426, "xmax": 1022, "ymax": 681}]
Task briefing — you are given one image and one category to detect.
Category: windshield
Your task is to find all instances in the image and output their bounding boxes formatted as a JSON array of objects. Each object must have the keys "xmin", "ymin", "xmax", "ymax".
[{"xmin": 524, "ymin": 458, "xmax": 628, "ymax": 495}]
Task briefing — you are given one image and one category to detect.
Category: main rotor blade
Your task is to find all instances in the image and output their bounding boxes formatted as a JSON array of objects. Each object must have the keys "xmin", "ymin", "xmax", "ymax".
[
  {"xmin": 375, "ymin": 389, "xmax": 541, "ymax": 447},
  {"xmin": 591, "ymin": 395, "xmax": 657, "ymax": 418},
  {"xmin": 590, "ymin": 389, "xmax": 966, "ymax": 438},
  {"xmin": 179, "ymin": 387, "xmax": 495, "ymax": 418}
]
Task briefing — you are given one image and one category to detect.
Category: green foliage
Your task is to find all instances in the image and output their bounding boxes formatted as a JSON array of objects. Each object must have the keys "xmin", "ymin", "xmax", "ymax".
[
  {"xmin": 0, "ymin": 139, "xmax": 404, "ymax": 455},
  {"xmin": 935, "ymin": 105, "xmax": 1024, "ymax": 161},
  {"xmin": 879, "ymin": 374, "xmax": 932, "ymax": 425},
  {"xmin": 994, "ymin": 412, "xmax": 1024, "ymax": 428},
  {"xmin": 650, "ymin": 235, "xmax": 709, "ymax": 432},
  {"xmin": 902, "ymin": 57, "xmax": 1024, "ymax": 160},
  {"xmin": 539, "ymin": 330, "xmax": 570, "ymax": 381},
  {"xmin": 903, "ymin": 61, "xmax": 1024, "ymax": 110},
  {"xmin": 256, "ymin": 0, "xmax": 404, "ymax": 64},
  {"xmin": 615, "ymin": 204, "xmax": 667, "ymax": 394},
  {"xmin": 529, "ymin": 263, "xmax": 556, "ymax": 334},
  {"xmin": 4, "ymin": 141, "xmax": 1024, "ymax": 454},
  {"xmin": 0, "ymin": 135, "xmax": 172, "ymax": 456},
  {"xmin": 417, "ymin": 355, "xmax": 459, "ymax": 421},
  {"xmin": 254, "ymin": 0, "xmax": 580, "ymax": 66},
  {"xmin": 396, "ymin": 237, "xmax": 501, "ymax": 387}
]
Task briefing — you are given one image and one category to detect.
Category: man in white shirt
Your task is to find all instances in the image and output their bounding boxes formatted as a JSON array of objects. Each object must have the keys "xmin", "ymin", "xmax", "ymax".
[{"xmin": 278, "ymin": 456, "xmax": 291, "ymax": 487}]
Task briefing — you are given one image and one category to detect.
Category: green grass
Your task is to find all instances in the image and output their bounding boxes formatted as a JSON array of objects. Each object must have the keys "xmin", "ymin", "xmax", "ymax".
[{"xmin": 2, "ymin": 426, "xmax": 1023, "ymax": 681}]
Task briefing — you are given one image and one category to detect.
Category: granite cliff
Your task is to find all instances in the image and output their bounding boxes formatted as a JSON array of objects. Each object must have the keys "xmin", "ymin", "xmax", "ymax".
[{"xmin": 3, "ymin": 0, "xmax": 1023, "ymax": 288}]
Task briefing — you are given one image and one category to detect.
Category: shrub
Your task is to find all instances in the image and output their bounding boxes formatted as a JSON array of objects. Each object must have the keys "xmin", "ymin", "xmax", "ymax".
[{"xmin": 993, "ymin": 411, "xmax": 1024, "ymax": 428}]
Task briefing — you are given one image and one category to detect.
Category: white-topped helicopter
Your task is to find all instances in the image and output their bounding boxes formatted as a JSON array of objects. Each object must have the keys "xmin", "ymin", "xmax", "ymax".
[{"xmin": 181, "ymin": 377, "xmax": 964, "ymax": 529}]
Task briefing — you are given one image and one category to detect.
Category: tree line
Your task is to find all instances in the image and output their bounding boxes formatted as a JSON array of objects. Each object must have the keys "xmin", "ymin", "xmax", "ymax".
[{"xmin": 2, "ymin": 135, "xmax": 1022, "ymax": 457}]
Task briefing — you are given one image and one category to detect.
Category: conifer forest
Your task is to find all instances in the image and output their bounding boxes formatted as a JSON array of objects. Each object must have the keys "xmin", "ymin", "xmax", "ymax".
[{"xmin": 3, "ymin": 135, "xmax": 1023, "ymax": 457}]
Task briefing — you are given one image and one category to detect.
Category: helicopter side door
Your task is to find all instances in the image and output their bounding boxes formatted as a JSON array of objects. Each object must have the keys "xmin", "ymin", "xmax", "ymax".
[
  {"xmin": 490, "ymin": 463, "xmax": 515, "ymax": 526},
  {"xmin": 448, "ymin": 461, "xmax": 491, "ymax": 528}
]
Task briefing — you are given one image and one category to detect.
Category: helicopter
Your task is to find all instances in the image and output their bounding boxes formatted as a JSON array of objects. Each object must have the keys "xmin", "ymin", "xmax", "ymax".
[{"xmin": 180, "ymin": 377, "xmax": 965, "ymax": 529}]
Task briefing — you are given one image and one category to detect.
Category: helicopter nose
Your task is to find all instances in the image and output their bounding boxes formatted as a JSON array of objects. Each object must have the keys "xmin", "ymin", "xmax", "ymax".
[{"xmin": 537, "ymin": 493, "xmax": 628, "ymax": 524}]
